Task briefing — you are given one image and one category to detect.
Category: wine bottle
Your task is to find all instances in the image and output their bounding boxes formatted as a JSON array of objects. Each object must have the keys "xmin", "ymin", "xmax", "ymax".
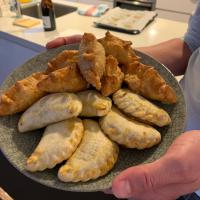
[{"xmin": 41, "ymin": 0, "xmax": 56, "ymax": 31}]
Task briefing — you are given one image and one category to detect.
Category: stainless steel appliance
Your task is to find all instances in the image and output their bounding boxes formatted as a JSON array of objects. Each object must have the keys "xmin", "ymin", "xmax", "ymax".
[{"xmin": 113, "ymin": 0, "xmax": 156, "ymax": 11}]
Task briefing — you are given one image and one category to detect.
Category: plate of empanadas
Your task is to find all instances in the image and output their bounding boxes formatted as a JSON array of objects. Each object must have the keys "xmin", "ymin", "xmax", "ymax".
[{"xmin": 0, "ymin": 31, "xmax": 186, "ymax": 192}]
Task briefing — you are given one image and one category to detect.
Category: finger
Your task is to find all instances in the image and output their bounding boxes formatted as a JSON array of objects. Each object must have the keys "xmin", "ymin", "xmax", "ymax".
[
  {"xmin": 46, "ymin": 35, "xmax": 82, "ymax": 49},
  {"xmin": 112, "ymin": 156, "xmax": 188, "ymax": 199}
]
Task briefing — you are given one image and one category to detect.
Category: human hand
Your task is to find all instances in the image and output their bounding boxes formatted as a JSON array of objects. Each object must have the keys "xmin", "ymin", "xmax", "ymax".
[
  {"xmin": 111, "ymin": 130, "xmax": 200, "ymax": 200},
  {"xmin": 46, "ymin": 34, "xmax": 82, "ymax": 49}
]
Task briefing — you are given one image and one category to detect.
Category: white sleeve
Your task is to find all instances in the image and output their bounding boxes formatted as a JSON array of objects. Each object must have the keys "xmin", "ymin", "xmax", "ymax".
[{"xmin": 184, "ymin": 2, "xmax": 200, "ymax": 52}]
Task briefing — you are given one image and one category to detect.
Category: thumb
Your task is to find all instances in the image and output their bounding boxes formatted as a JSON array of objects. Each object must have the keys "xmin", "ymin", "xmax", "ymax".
[{"xmin": 112, "ymin": 156, "xmax": 184, "ymax": 199}]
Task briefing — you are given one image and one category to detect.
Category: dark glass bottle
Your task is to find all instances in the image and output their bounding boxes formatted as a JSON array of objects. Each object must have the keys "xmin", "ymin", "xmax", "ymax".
[{"xmin": 41, "ymin": 0, "xmax": 56, "ymax": 31}]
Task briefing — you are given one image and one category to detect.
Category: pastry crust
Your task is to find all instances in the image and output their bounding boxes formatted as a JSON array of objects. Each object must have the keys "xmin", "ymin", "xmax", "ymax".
[
  {"xmin": 98, "ymin": 31, "xmax": 139, "ymax": 64},
  {"xmin": 0, "ymin": 72, "xmax": 47, "ymax": 116},
  {"xmin": 122, "ymin": 61, "xmax": 177, "ymax": 104},
  {"xmin": 37, "ymin": 65, "xmax": 89, "ymax": 93},
  {"xmin": 58, "ymin": 119, "xmax": 119, "ymax": 182},
  {"xmin": 78, "ymin": 33, "xmax": 106, "ymax": 90},
  {"xmin": 113, "ymin": 89, "xmax": 171, "ymax": 127},
  {"xmin": 46, "ymin": 50, "xmax": 78, "ymax": 73},
  {"xmin": 99, "ymin": 107, "xmax": 161, "ymax": 149},
  {"xmin": 26, "ymin": 118, "xmax": 84, "ymax": 172},
  {"xmin": 18, "ymin": 93, "xmax": 82, "ymax": 132},
  {"xmin": 101, "ymin": 55, "xmax": 124, "ymax": 96},
  {"xmin": 77, "ymin": 90, "xmax": 112, "ymax": 117}
]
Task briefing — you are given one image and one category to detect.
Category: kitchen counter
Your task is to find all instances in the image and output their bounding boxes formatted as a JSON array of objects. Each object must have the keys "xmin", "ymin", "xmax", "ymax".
[{"xmin": 0, "ymin": 0, "xmax": 188, "ymax": 47}]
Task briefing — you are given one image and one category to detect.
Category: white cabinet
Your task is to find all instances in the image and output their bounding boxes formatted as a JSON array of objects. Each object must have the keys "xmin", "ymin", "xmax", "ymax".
[{"xmin": 156, "ymin": 0, "xmax": 199, "ymax": 22}]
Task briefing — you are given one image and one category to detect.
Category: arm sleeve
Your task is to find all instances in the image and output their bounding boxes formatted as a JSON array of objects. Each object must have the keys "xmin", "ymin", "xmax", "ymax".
[{"xmin": 184, "ymin": 2, "xmax": 200, "ymax": 52}]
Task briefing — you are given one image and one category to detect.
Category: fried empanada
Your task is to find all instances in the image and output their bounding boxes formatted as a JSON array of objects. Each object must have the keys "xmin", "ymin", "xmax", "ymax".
[
  {"xmin": 46, "ymin": 50, "xmax": 78, "ymax": 73},
  {"xmin": 98, "ymin": 31, "xmax": 139, "ymax": 64},
  {"xmin": 18, "ymin": 93, "xmax": 82, "ymax": 132},
  {"xmin": 78, "ymin": 33, "xmax": 106, "ymax": 90},
  {"xmin": 26, "ymin": 118, "xmax": 84, "ymax": 172},
  {"xmin": 113, "ymin": 89, "xmax": 171, "ymax": 127},
  {"xmin": 77, "ymin": 90, "xmax": 112, "ymax": 117},
  {"xmin": 58, "ymin": 119, "xmax": 119, "ymax": 182},
  {"xmin": 122, "ymin": 61, "xmax": 177, "ymax": 104},
  {"xmin": 0, "ymin": 72, "xmax": 47, "ymax": 116},
  {"xmin": 101, "ymin": 55, "xmax": 124, "ymax": 96},
  {"xmin": 37, "ymin": 65, "xmax": 89, "ymax": 93},
  {"xmin": 99, "ymin": 107, "xmax": 161, "ymax": 149}
]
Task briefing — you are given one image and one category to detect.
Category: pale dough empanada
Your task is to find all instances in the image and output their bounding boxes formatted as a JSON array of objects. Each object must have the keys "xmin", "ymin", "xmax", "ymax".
[
  {"xmin": 18, "ymin": 93, "xmax": 82, "ymax": 133},
  {"xmin": 99, "ymin": 107, "xmax": 161, "ymax": 149},
  {"xmin": 78, "ymin": 33, "xmax": 106, "ymax": 90},
  {"xmin": 0, "ymin": 72, "xmax": 47, "ymax": 116},
  {"xmin": 77, "ymin": 90, "xmax": 112, "ymax": 117},
  {"xmin": 37, "ymin": 65, "xmax": 89, "ymax": 93},
  {"xmin": 122, "ymin": 61, "xmax": 177, "ymax": 104},
  {"xmin": 58, "ymin": 119, "xmax": 119, "ymax": 182},
  {"xmin": 46, "ymin": 50, "xmax": 78, "ymax": 73},
  {"xmin": 101, "ymin": 55, "xmax": 124, "ymax": 96},
  {"xmin": 113, "ymin": 89, "xmax": 171, "ymax": 127},
  {"xmin": 98, "ymin": 31, "xmax": 139, "ymax": 64},
  {"xmin": 26, "ymin": 118, "xmax": 84, "ymax": 172}
]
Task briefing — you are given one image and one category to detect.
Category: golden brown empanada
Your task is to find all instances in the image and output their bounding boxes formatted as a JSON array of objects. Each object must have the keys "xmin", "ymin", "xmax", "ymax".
[
  {"xmin": 77, "ymin": 90, "xmax": 112, "ymax": 117},
  {"xmin": 99, "ymin": 107, "xmax": 161, "ymax": 149},
  {"xmin": 58, "ymin": 119, "xmax": 119, "ymax": 182},
  {"xmin": 26, "ymin": 118, "xmax": 84, "ymax": 172},
  {"xmin": 46, "ymin": 50, "xmax": 78, "ymax": 73},
  {"xmin": 18, "ymin": 93, "xmax": 82, "ymax": 132},
  {"xmin": 113, "ymin": 89, "xmax": 171, "ymax": 127},
  {"xmin": 101, "ymin": 55, "xmax": 124, "ymax": 96},
  {"xmin": 122, "ymin": 61, "xmax": 177, "ymax": 104},
  {"xmin": 0, "ymin": 72, "xmax": 47, "ymax": 116},
  {"xmin": 37, "ymin": 65, "xmax": 89, "ymax": 93},
  {"xmin": 78, "ymin": 33, "xmax": 106, "ymax": 90},
  {"xmin": 98, "ymin": 31, "xmax": 139, "ymax": 64}
]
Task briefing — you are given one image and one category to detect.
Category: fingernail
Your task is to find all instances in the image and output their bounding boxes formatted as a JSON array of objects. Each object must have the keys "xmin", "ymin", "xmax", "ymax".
[{"xmin": 113, "ymin": 180, "xmax": 132, "ymax": 198}]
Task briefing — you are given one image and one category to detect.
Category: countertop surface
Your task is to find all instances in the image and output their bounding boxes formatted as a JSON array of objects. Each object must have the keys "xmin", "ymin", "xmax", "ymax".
[
  {"xmin": 0, "ymin": 1, "xmax": 187, "ymax": 199},
  {"xmin": 0, "ymin": 0, "xmax": 188, "ymax": 47}
]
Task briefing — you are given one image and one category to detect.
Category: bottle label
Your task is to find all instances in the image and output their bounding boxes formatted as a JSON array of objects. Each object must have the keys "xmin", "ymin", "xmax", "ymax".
[{"xmin": 42, "ymin": 16, "xmax": 51, "ymax": 28}]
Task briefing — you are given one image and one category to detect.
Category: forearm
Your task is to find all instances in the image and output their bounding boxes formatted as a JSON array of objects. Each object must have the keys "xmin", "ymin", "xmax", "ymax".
[{"xmin": 137, "ymin": 38, "xmax": 192, "ymax": 76}]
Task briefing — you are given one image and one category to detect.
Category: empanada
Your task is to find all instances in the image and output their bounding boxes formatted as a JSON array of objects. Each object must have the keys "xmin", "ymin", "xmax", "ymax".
[
  {"xmin": 37, "ymin": 65, "xmax": 89, "ymax": 93},
  {"xmin": 0, "ymin": 72, "xmax": 47, "ymax": 116},
  {"xmin": 26, "ymin": 118, "xmax": 84, "ymax": 172},
  {"xmin": 113, "ymin": 89, "xmax": 171, "ymax": 127},
  {"xmin": 46, "ymin": 50, "xmax": 78, "ymax": 73},
  {"xmin": 122, "ymin": 61, "xmax": 177, "ymax": 104},
  {"xmin": 98, "ymin": 31, "xmax": 139, "ymax": 64},
  {"xmin": 101, "ymin": 55, "xmax": 124, "ymax": 96},
  {"xmin": 58, "ymin": 119, "xmax": 119, "ymax": 182},
  {"xmin": 78, "ymin": 33, "xmax": 106, "ymax": 90},
  {"xmin": 18, "ymin": 93, "xmax": 82, "ymax": 132},
  {"xmin": 77, "ymin": 90, "xmax": 112, "ymax": 117},
  {"xmin": 99, "ymin": 107, "xmax": 161, "ymax": 149}
]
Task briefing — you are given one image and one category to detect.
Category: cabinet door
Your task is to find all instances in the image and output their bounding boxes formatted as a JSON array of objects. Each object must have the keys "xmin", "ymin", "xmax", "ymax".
[{"xmin": 156, "ymin": 0, "xmax": 198, "ymax": 14}]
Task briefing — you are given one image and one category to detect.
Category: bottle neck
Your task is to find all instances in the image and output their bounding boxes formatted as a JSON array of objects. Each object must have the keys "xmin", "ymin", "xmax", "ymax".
[{"xmin": 41, "ymin": 0, "xmax": 53, "ymax": 9}]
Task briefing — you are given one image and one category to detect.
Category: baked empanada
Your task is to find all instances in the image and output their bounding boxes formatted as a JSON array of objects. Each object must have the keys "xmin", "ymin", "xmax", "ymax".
[
  {"xmin": 101, "ymin": 55, "xmax": 124, "ymax": 96},
  {"xmin": 122, "ymin": 61, "xmax": 177, "ymax": 104},
  {"xmin": 78, "ymin": 33, "xmax": 106, "ymax": 90},
  {"xmin": 113, "ymin": 89, "xmax": 171, "ymax": 127},
  {"xmin": 98, "ymin": 31, "xmax": 139, "ymax": 64},
  {"xmin": 58, "ymin": 119, "xmax": 119, "ymax": 182},
  {"xmin": 0, "ymin": 72, "xmax": 47, "ymax": 116},
  {"xmin": 77, "ymin": 90, "xmax": 112, "ymax": 117},
  {"xmin": 26, "ymin": 118, "xmax": 84, "ymax": 172},
  {"xmin": 37, "ymin": 65, "xmax": 89, "ymax": 93},
  {"xmin": 46, "ymin": 50, "xmax": 78, "ymax": 73},
  {"xmin": 18, "ymin": 93, "xmax": 82, "ymax": 132},
  {"xmin": 99, "ymin": 107, "xmax": 161, "ymax": 149}
]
